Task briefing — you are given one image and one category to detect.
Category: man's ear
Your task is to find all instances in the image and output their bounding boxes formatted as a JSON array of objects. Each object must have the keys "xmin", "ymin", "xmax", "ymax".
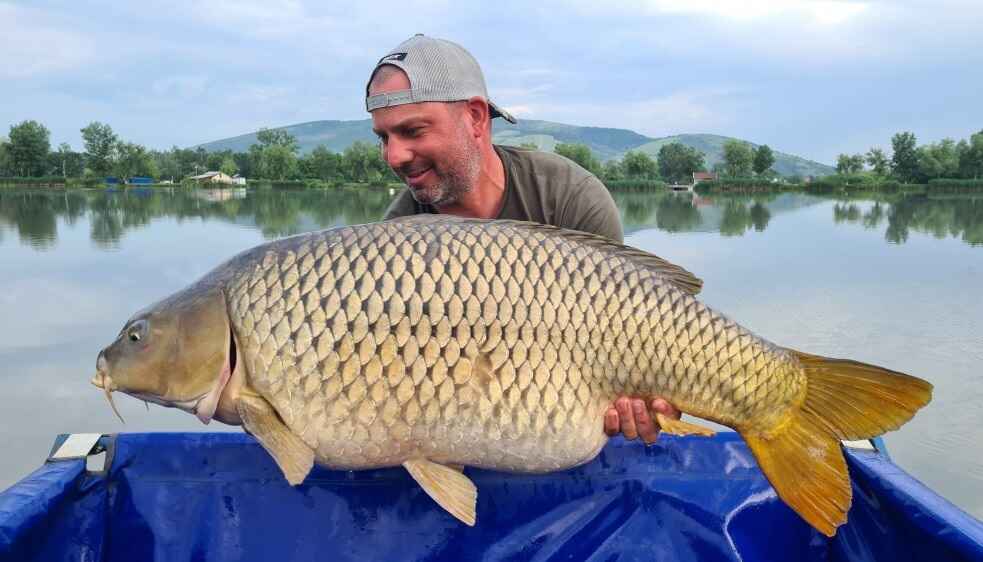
[{"xmin": 464, "ymin": 97, "xmax": 491, "ymax": 139}]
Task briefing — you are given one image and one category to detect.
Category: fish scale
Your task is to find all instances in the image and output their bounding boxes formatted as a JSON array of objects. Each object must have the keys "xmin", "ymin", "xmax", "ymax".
[{"xmin": 223, "ymin": 219, "xmax": 801, "ymax": 472}]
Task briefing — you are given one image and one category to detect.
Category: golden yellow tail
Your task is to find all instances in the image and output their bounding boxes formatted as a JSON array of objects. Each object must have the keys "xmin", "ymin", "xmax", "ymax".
[{"xmin": 742, "ymin": 351, "xmax": 932, "ymax": 536}]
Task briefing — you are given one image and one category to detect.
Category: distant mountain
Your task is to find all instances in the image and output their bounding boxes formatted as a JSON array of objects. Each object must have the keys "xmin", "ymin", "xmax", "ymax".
[{"xmin": 196, "ymin": 119, "xmax": 834, "ymax": 177}]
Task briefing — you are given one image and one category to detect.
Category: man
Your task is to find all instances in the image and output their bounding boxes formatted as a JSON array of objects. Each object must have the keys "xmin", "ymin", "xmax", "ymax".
[{"xmin": 366, "ymin": 34, "xmax": 679, "ymax": 444}]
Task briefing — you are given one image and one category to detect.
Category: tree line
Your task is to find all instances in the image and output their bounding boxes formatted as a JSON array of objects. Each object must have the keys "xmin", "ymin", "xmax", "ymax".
[
  {"xmin": 0, "ymin": 120, "xmax": 393, "ymax": 185},
  {"xmin": 549, "ymin": 139, "xmax": 775, "ymax": 184},
  {"xmin": 835, "ymin": 130, "xmax": 983, "ymax": 182}
]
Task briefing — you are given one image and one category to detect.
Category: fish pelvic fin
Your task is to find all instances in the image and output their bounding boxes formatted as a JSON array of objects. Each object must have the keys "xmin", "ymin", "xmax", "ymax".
[
  {"xmin": 742, "ymin": 351, "xmax": 932, "ymax": 537},
  {"xmin": 403, "ymin": 458, "xmax": 477, "ymax": 526},
  {"xmin": 236, "ymin": 394, "xmax": 315, "ymax": 486}
]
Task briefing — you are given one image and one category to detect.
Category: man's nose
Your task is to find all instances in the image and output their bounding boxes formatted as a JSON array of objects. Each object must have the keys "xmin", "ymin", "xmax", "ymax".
[{"xmin": 383, "ymin": 137, "xmax": 412, "ymax": 170}]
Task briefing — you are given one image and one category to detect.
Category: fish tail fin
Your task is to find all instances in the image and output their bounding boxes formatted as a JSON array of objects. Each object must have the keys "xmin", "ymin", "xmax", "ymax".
[{"xmin": 742, "ymin": 351, "xmax": 932, "ymax": 536}]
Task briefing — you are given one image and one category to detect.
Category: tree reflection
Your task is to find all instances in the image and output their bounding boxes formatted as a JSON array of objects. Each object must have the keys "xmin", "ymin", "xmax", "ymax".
[{"xmin": 1, "ymin": 188, "xmax": 982, "ymax": 249}]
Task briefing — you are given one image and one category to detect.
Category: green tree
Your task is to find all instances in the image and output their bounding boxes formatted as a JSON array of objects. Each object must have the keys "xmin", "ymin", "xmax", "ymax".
[
  {"xmin": 152, "ymin": 148, "xmax": 181, "ymax": 181},
  {"xmin": 341, "ymin": 141, "xmax": 389, "ymax": 183},
  {"xmin": 51, "ymin": 143, "xmax": 84, "ymax": 177},
  {"xmin": 752, "ymin": 144, "xmax": 776, "ymax": 176},
  {"xmin": 657, "ymin": 143, "xmax": 705, "ymax": 183},
  {"xmin": 600, "ymin": 159, "xmax": 624, "ymax": 181},
  {"xmin": 300, "ymin": 146, "xmax": 342, "ymax": 181},
  {"xmin": 865, "ymin": 148, "xmax": 890, "ymax": 176},
  {"xmin": 256, "ymin": 128, "xmax": 299, "ymax": 152},
  {"xmin": 114, "ymin": 142, "xmax": 158, "ymax": 179},
  {"xmin": 554, "ymin": 143, "xmax": 600, "ymax": 175},
  {"xmin": 81, "ymin": 122, "xmax": 119, "ymax": 176},
  {"xmin": 622, "ymin": 150, "xmax": 658, "ymax": 179},
  {"xmin": 891, "ymin": 131, "xmax": 919, "ymax": 183},
  {"xmin": 219, "ymin": 156, "xmax": 238, "ymax": 177},
  {"xmin": 721, "ymin": 140, "xmax": 753, "ymax": 177},
  {"xmin": 8, "ymin": 120, "xmax": 51, "ymax": 177},
  {"xmin": 518, "ymin": 142, "xmax": 539, "ymax": 150},
  {"xmin": 233, "ymin": 151, "xmax": 255, "ymax": 179},
  {"xmin": 917, "ymin": 138, "xmax": 959, "ymax": 180},
  {"xmin": 835, "ymin": 153, "xmax": 864, "ymax": 174},
  {"xmin": 0, "ymin": 137, "xmax": 11, "ymax": 176},
  {"xmin": 260, "ymin": 144, "xmax": 298, "ymax": 180},
  {"xmin": 957, "ymin": 130, "xmax": 983, "ymax": 179}
]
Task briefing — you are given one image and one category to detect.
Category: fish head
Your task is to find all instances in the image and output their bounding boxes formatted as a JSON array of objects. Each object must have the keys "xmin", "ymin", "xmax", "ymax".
[{"xmin": 93, "ymin": 285, "xmax": 236, "ymax": 425}]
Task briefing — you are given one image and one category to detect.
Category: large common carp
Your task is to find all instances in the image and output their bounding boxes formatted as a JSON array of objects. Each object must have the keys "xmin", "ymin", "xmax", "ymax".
[{"xmin": 93, "ymin": 217, "xmax": 931, "ymax": 536}]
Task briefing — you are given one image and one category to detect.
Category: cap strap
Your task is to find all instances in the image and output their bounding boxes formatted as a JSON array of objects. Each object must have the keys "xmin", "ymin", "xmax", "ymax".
[{"xmin": 366, "ymin": 89, "xmax": 417, "ymax": 111}]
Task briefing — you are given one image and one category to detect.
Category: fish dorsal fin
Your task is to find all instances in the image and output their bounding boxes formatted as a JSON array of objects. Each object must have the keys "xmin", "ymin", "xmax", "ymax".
[
  {"xmin": 403, "ymin": 458, "xmax": 477, "ymax": 526},
  {"xmin": 386, "ymin": 217, "xmax": 703, "ymax": 295}
]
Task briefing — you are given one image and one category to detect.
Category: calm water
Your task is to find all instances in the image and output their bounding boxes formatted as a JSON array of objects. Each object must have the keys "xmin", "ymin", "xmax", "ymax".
[{"xmin": 1, "ymin": 187, "xmax": 981, "ymax": 518}]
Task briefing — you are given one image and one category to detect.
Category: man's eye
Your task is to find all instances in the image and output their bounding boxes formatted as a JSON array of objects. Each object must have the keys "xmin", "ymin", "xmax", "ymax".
[{"xmin": 406, "ymin": 128, "xmax": 423, "ymax": 137}]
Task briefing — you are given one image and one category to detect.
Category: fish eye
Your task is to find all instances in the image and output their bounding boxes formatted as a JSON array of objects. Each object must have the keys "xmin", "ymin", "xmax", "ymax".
[{"xmin": 125, "ymin": 319, "xmax": 148, "ymax": 343}]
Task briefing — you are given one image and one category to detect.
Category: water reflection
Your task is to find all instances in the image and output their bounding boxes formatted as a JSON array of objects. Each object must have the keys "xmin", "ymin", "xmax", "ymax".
[{"xmin": 1, "ymin": 188, "xmax": 982, "ymax": 248}]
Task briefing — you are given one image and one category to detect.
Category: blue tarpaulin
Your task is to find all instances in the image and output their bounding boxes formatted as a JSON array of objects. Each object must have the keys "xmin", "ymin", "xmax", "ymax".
[{"xmin": 1, "ymin": 432, "xmax": 981, "ymax": 561}]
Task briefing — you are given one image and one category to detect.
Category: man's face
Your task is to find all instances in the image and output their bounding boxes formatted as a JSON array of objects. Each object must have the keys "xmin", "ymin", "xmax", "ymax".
[{"xmin": 369, "ymin": 68, "xmax": 481, "ymax": 207}]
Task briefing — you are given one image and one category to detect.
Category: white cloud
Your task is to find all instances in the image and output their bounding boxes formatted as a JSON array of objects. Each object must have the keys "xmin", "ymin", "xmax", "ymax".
[
  {"xmin": 640, "ymin": 0, "xmax": 868, "ymax": 24},
  {"xmin": 502, "ymin": 105, "xmax": 535, "ymax": 118},
  {"xmin": 151, "ymin": 75, "xmax": 210, "ymax": 100},
  {"xmin": 0, "ymin": 3, "xmax": 95, "ymax": 79},
  {"xmin": 504, "ymin": 87, "xmax": 739, "ymax": 137}
]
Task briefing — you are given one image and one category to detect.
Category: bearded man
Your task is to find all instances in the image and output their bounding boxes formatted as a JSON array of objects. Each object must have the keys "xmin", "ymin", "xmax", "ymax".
[{"xmin": 366, "ymin": 34, "xmax": 680, "ymax": 444}]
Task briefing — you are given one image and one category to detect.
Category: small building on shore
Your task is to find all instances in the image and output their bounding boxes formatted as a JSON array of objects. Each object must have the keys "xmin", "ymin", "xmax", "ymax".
[
  {"xmin": 692, "ymin": 171, "xmax": 717, "ymax": 185},
  {"xmin": 231, "ymin": 174, "xmax": 247, "ymax": 186},
  {"xmin": 189, "ymin": 171, "xmax": 234, "ymax": 185}
]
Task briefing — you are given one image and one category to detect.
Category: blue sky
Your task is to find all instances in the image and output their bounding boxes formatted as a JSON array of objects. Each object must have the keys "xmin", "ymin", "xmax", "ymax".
[{"xmin": 1, "ymin": 0, "xmax": 980, "ymax": 164}]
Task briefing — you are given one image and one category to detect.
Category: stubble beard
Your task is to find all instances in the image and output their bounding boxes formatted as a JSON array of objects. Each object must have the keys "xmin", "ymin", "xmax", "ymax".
[{"xmin": 407, "ymin": 125, "xmax": 481, "ymax": 208}]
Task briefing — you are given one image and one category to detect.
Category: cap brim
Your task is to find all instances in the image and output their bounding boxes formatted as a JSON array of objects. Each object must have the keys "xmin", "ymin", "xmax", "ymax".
[{"xmin": 489, "ymin": 101, "xmax": 517, "ymax": 124}]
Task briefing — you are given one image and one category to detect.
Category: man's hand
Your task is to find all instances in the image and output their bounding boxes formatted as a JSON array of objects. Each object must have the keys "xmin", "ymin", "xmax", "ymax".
[{"xmin": 604, "ymin": 397, "xmax": 681, "ymax": 444}]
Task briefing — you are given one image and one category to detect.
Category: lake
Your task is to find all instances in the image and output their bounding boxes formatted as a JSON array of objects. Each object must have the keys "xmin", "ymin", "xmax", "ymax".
[{"xmin": 1, "ymin": 186, "xmax": 981, "ymax": 519}]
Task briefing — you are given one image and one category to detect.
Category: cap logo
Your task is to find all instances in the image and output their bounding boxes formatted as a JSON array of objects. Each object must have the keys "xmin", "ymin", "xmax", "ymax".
[{"xmin": 378, "ymin": 53, "xmax": 407, "ymax": 63}]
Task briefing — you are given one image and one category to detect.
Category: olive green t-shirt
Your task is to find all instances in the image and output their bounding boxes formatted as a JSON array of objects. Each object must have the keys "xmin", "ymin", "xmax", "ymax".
[{"xmin": 382, "ymin": 145, "xmax": 624, "ymax": 243}]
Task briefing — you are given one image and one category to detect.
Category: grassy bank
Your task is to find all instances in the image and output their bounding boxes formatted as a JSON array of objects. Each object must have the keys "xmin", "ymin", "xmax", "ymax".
[{"xmin": 604, "ymin": 179, "xmax": 667, "ymax": 191}]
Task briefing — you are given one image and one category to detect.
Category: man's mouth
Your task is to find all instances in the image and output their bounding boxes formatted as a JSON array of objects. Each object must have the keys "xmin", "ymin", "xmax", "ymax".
[{"xmin": 404, "ymin": 166, "xmax": 433, "ymax": 186}]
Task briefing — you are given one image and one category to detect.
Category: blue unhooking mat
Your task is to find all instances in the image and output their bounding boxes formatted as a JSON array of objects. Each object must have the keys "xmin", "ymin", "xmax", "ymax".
[{"xmin": 1, "ymin": 432, "xmax": 981, "ymax": 561}]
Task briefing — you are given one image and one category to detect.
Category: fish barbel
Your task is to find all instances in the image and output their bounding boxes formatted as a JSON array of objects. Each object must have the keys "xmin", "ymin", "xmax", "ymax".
[{"xmin": 93, "ymin": 217, "xmax": 931, "ymax": 536}]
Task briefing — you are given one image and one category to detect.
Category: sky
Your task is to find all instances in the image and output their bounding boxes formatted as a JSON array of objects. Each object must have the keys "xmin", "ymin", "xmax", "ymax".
[{"xmin": 1, "ymin": 0, "xmax": 980, "ymax": 165}]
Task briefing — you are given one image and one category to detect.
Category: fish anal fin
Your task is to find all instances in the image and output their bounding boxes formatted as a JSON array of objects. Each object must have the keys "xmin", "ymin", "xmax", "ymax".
[
  {"xmin": 656, "ymin": 413, "xmax": 716, "ymax": 437},
  {"xmin": 741, "ymin": 350, "xmax": 932, "ymax": 536},
  {"xmin": 237, "ymin": 394, "xmax": 315, "ymax": 486},
  {"xmin": 403, "ymin": 458, "xmax": 477, "ymax": 526}
]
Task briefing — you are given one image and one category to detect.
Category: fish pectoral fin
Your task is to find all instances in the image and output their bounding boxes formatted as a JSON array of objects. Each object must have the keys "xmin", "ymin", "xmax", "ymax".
[
  {"xmin": 403, "ymin": 458, "xmax": 477, "ymax": 526},
  {"xmin": 236, "ymin": 395, "xmax": 314, "ymax": 486},
  {"xmin": 656, "ymin": 413, "xmax": 716, "ymax": 437}
]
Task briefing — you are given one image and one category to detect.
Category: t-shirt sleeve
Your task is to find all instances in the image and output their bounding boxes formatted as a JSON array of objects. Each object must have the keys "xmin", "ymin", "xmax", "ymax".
[{"xmin": 559, "ymin": 175, "xmax": 624, "ymax": 243}]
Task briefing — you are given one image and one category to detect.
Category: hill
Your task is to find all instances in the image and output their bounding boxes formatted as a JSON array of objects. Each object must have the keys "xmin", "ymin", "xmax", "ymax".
[
  {"xmin": 630, "ymin": 134, "xmax": 832, "ymax": 178},
  {"xmin": 196, "ymin": 119, "xmax": 834, "ymax": 177}
]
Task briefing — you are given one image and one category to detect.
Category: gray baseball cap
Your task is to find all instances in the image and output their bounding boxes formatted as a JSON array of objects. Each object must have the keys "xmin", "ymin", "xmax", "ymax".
[{"xmin": 365, "ymin": 34, "xmax": 517, "ymax": 123}]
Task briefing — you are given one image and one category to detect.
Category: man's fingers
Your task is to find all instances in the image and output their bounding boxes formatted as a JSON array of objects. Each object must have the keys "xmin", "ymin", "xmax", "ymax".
[
  {"xmin": 615, "ymin": 397, "xmax": 638, "ymax": 440},
  {"xmin": 604, "ymin": 409, "xmax": 620, "ymax": 436},
  {"xmin": 651, "ymin": 397, "xmax": 681, "ymax": 420},
  {"xmin": 632, "ymin": 399, "xmax": 660, "ymax": 444}
]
